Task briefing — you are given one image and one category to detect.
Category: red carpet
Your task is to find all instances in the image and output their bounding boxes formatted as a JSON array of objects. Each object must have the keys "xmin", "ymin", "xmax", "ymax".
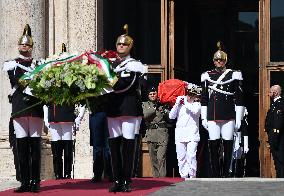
[{"xmin": 0, "ymin": 178, "xmax": 183, "ymax": 196}]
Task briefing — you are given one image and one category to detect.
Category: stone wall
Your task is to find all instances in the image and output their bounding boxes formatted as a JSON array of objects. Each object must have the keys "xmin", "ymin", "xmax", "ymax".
[{"xmin": 0, "ymin": 0, "xmax": 100, "ymax": 180}]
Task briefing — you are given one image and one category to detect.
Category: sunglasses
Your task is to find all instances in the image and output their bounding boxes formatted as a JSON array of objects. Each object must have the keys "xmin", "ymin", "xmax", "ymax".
[
  {"xmin": 117, "ymin": 43, "xmax": 129, "ymax": 46},
  {"xmin": 214, "ymin": 59, "xmax": 225, "ymax": 62}
]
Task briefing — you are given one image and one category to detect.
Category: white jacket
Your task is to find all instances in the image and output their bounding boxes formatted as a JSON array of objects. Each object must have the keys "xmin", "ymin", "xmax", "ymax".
[{"xmin": 169, "ymin": 96, "xmax": 201, "ymax": 143}]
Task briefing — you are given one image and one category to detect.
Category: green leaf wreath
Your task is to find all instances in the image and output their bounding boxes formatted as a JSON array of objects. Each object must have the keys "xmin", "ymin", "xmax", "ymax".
[{"xmin": 23, "ymin": 51, "xmax": 116, "ymax": 105}]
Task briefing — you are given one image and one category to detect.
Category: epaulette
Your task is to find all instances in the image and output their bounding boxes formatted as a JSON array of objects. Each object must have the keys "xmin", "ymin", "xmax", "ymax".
[
  {"xmin": 4, "ymin": 58, "xmax": 17, "ymax": 63},
  {"xmin": 201, "ymin": 72, "xmax": 209, "ymax": 82},
  {"xmin": 207, "ymin": 69, "xmax": 215, "ymax": 74},
  {"xmin": 232, "ymin": 70, "xmax": 243, "ymax": 80}
]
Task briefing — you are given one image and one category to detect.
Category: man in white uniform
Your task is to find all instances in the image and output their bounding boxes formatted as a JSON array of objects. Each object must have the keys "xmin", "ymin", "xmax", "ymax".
[{"xmin": 169, "ymin": 83, "xmax": 201, "ymax": 179}]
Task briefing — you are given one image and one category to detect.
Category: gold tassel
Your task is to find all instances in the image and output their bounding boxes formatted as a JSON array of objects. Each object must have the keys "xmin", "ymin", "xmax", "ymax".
[{"xmin": 123, "ymin": 24, "xmax": 129, "ymax": 35}]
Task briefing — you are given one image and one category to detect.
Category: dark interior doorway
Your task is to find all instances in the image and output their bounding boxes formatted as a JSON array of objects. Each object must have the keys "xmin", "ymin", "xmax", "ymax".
[
  {"xmin": 174, "ymin": 0, "xmax": 260, "ymax": 177},
  {"xmin": 102, "ymin": 0, "xmax": 161, "ymax": 65},
  {"xmin": 103, "ymin": 0, "xmax": 260, "ymax": 177}
]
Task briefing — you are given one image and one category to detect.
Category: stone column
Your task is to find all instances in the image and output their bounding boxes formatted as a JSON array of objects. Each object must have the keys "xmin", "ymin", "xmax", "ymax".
[
  {"xmin": 49, "ymin": 0, "xmax": 100, "ymax": 179},
  {"xmin": 0, "ymin": 0, "xmax": 47, "ymax": 136},
  {"xmin": 0, "ymin": 0, "xmax": 48, "ymax": 180}
]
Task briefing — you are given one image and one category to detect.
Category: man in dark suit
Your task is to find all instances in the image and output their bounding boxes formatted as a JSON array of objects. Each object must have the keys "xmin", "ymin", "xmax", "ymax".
[{"xmin": 265, "ymin": 85, "xmax": 284, "ymax": 178}]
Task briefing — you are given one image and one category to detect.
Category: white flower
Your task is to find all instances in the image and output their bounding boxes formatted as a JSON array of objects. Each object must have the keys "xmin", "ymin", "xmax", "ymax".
[{"xmin": 82, "ymin": 55, "xmax": 88, "ymax": 65}]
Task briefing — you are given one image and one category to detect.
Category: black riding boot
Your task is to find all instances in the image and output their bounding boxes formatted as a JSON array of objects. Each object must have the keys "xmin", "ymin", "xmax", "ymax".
[
  {"xmin": 14, "ymin": 137, "xmax": 30, "ymax": 193},
  {"xmin": 108, "ymin": 137, "xmax": 123, "ymax": 192},
  {"xmin": 121, "ymin": 137, "xmax": 136, "ymax": 192},
  {"xmin": 91, "ymin": 148, "xmax": 103, "ymax": 183},
  {"xmin": 208, "ymin": 139, "xmax": 221, "ymax": 178},
  {"xmin": 222, "ymin": 140, "xmax": 234, "ymax": 178},
  {"xmin": 63, "ymin": 140, "xmax": 73, "ymax": 179},
  {"xmin": 132, "ymin": 134, "xmax": 142, "ymax": 178},
  {"xmin": 51, "ymin": 141, "xmax": 63, "ymax": 179},
  {"xmin": 30, "ymin": 137, "xmax": 41, "ymax": 192}
]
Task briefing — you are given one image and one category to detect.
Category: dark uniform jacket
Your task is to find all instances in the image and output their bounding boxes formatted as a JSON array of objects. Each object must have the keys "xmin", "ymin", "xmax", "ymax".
[
  {"xmin": 106, "ymin": 57, "xmax": 143, "ymax": 117},
  {"xmin": 142, "ymin": 101, "xmax": 169, "ymax": 143},
  {"xmin": 201, "ymin": 69, "xmax": 244, "ymax": 121},
  {"xmin": 47, "ymin": 103, "xmax": 76, "ymax": 123},
  {"xmin": 265, "ymin": 97, "xmax": 284, "ymax": 150},
  {"xmin": 7, "ymin": 57, "xmax": 43, "ymax": 119}
]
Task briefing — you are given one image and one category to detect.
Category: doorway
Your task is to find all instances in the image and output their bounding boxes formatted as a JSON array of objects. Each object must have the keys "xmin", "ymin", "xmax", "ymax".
[{"xmin": 173, "ymin": 0, "xmax": 260, "ymax": 177}]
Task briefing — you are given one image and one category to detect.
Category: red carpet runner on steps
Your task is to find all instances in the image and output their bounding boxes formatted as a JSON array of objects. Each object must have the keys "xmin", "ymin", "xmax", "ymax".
[{"xmin": 0, "ymin": 177, "xmax": 183, "ymax": 196}]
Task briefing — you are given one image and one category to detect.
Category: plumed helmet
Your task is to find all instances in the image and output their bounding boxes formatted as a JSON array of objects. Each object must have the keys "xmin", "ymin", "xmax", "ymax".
[
  {"xmin": 116, "ymin": 24, "xmax": 133, "ymax": 49},
  {"xmin": 18, "ymin": 24, "xmax": 33, "ymax": 46},
  {"xmin": 213, "ymin": 41, "xmax": 227, "ymax": 62},
  {"xmin": 61, "ymin": 43, "xmax": 67, "ymax": 53}
]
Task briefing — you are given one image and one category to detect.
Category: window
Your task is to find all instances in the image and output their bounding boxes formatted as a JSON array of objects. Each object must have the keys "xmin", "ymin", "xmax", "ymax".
[{"xmin": 270, "ymin": 0, "xmax": 284, "ymax": 62}]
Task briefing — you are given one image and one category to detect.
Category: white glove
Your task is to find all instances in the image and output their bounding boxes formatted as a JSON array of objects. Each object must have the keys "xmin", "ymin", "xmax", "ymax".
[
  {"xmin": 234, "ymin": 132, "xmax": 241, "ymax": 152},
  {"xmin": 201, "ymin": 106, "xmax": 208, "ymax": 130},
  {"xmin": 43, "ymin": 105, "xmax": 50, "ymax": 128},
  {"xmin": 3, "ymin": 60, "xmax": 33, "ymax": 72},
  {"xmin": 235, "ymin": 106, "xmax": 244, "ymax": 130},
  {"xmin": 75, "ymin": 105, "xmax": 86, "ymax": 129},
  {"xmin": 202, "ymin": 119, "xmax": 209, "ymax": 130},
  {"xmin": 244, "ymin": 136, "xmax": 249, "ymax": 153},
  {"xmin": 175, "ymin": 96, "xmax": 184, "ymax": 105},
  {"xmin": 74, "ymin": 116, "xmax": 82, "ymax": 129}
]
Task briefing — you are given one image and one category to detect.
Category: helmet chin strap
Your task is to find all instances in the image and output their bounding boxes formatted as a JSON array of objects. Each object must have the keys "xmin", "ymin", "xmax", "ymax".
[
  {"xmin": 215, "ymin": 66, "xmax": 226, "ymax": 72},
  {"xmin": 19, "ymin": 50, "xmax": 32, "ymax": 57}
]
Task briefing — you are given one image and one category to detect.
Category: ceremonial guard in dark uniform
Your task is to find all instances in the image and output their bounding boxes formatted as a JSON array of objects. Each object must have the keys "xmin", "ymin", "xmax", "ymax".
[
  {"xmin": 106, "ymin": 24, "xmax": 147, "ymax": 192},
  {"xmin": 265, "ymin": 85, "xmax": 284, "ymax": 178},
  {"xmin": 43, "ymin": 44, "xmax": 86, "ymax": 180},
  {"xmin": 142, "ymin": 87, "xmax": 169, "ymax": 178},
  {"xmin": 3, "ymin": 24, "xmax": 44, "ymax": 192},
  {"xmin": 43, "ymin": 103, "xmax": 85, "ymax": 179},
  {"xmin": 200, "ymin": 42, "xmax": 244, "ymax": 177}
]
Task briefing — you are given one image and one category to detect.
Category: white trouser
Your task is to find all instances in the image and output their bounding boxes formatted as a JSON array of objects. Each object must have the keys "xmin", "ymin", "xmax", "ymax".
[
  {"xmin": 176, "ymin": 141, "xmax": 198, "ymax": 178},
  {"xmin": 49, "ymin": 122, "xmax": 73, "ymax": 141},
  {"xmin": 13, "ymin": 117, "xmax": 43, "ymax": 138},
  {"xmin": 107, "ymin": 116, "xmax": 142, "ymax": 139},
  {"xmin": 207, "ymin": 120, "xmax": 235, "ymax": 140}
]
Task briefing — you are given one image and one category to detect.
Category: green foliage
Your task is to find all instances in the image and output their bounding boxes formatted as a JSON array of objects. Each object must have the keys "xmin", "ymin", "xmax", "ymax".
[{"xmin": 27, "ymin": 61, "xmax": 111, "ymax": 105}]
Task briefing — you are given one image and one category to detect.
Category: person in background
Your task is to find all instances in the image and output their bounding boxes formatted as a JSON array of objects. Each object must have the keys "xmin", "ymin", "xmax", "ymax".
[
  {"xmin": 200, "ymin": 42, "xmax": 244, "ymax": 177},
  {"xmin": 265, "ymin": 85, "xmax": 284, "ymax": 177},
  {"xmin": 43, "ymin": 103, "xmax": 85, "ymax": 179},
  {"xmin": 88, "ymin": 96, "xmax": 113, "ymax": 183},
  {"xmin": 169, "ymin": 83, "xmax": 201, "ymax": 179},
  {"xmin": 43, "ymin": 44, "xmax": 86, "ymax": 180},
  {"xmin": 3, "ymin": 24, "xmax": 44, "ymax": 192},
  {"xmin": 106, "ymin": 24, "xmax": 146, "ymax": 192},
  {"xmin": 142, "ymin": 86, "xmax": 169, "ymax": 178}
]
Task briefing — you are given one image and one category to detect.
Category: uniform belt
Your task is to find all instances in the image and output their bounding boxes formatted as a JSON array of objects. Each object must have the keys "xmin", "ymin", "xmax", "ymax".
[{"xmin": 148, "ymin": 123, "xmax": 167, "ymax": 129}]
